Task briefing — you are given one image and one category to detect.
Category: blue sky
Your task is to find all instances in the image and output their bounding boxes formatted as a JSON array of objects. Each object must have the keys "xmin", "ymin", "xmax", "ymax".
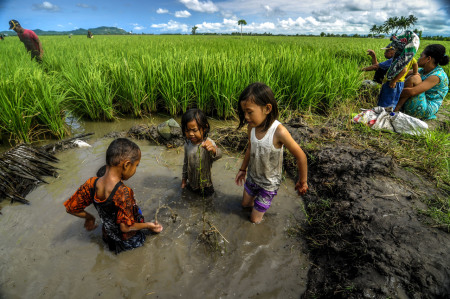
[{"xmin": 1, "ymin": 0, "xmax": 449, "ymax": 36}]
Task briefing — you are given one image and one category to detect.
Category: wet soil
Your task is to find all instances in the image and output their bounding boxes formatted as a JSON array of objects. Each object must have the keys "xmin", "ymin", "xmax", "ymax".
[
  {"xmin": 211, "ymin": 115, "xmax": 450, "ymax": 298},
  {"xmin": 1, "ymin": 113, "xmax": 449, "ymax": 298},
  {"xmin": 0, "ymin": 132, "xmax": 309, "ymax": 298},
  {"xmin": 270, "ymin": 116, "xmax": 450, "ymax": 298}
]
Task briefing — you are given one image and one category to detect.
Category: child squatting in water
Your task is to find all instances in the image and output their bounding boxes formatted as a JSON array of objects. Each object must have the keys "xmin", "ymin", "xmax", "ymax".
[{"xmin": 64, "ymin": 138, "xmax": 163, "ymax": 254}]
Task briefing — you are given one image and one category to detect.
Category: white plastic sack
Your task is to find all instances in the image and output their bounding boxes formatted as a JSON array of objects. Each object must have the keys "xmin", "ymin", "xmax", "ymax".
[
  {"xmin": 73, "ymin": 139, "xmax": 91, "ymax": 148},
  {"xmin": 391, "ymin": 112, "xmax": 428, "ymax": 135},
  {"xmin": 372, "ymin": 109, "xmax": 394, "ymax": 131}
]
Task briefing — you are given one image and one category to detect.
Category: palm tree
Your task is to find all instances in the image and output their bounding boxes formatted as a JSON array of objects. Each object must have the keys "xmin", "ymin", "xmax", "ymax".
[
  {"xmin": 191, "ymin": 26, "xmax": 198, "ymax": 35},
  {"xmin": 238, "ymin": 19, "xmax": 247, "ymax": 36}
]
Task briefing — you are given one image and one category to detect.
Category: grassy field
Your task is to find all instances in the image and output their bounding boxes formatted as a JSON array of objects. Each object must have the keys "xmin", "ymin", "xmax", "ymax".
[{"xmin": 0, "ymin": 35, "xmax": 449, "ymax": 143}]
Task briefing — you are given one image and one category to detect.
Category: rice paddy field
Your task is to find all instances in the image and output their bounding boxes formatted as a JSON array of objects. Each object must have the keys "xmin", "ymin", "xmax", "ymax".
[{"xmin": 1, "ymin": 35, "xmax": 449, "ymax": 143}]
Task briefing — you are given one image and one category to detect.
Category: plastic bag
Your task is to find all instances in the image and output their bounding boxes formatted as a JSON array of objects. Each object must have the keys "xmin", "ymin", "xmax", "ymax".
[
  {"xmin": 352, "ymin": 109, "xmax": 378, "ymax": 127},
  {"xmin": 391, "ymin": 112, "xmax": 428, "ymax": 135}
]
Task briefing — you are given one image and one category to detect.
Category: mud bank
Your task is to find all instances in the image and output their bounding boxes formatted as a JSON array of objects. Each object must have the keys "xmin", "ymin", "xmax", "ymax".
[
  {"xmin": 212, "ymin": 117, "xmax": 450, "ymax": 298},
  {"xmin": 287, "ymin": 118, "xmax": 450, "ymax": 298}
]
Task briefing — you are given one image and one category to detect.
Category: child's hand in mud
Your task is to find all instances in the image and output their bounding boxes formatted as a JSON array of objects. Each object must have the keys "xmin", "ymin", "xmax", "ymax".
[
  {"xmin": 148, "ymin": 221, "xmax": 163, "ymax": 233},
  {"xmin": 235, "ymin": 170, "xmax": 246, "ymax": 186},
  {"xmin": 84, "ymin": 215, "xmax": 97, "ymax": 231},
  {"xmin": 201, "ymin": 140, "xmax": 216, "ymax": 155},
  {"xmin": 295, "ymin": 181, "xmax": 308, "ymax": 196},
  {"xmin": 181, "ymin": 179, "xmax": 186, "ymax": 189}
]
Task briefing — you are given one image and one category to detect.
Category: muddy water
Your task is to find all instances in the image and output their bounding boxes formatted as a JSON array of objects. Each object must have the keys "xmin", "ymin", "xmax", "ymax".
[{"xmin": 0, "ymin": 121, "xmax": 309, "ymax": 298}]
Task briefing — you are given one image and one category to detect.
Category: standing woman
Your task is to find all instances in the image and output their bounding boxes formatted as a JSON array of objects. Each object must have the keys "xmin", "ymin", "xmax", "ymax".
[{"xmin": 394, "ymin": 44, "xmax": 449, "ymax": 119}]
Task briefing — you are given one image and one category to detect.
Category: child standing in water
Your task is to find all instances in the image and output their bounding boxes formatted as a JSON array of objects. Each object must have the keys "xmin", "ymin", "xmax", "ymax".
[
  {"xmin": 64, "ymin": 138, "xmax": 162, "ymax": 254},
  {"xmin": 181, "ymin": 108, "xmax": 222, "ymax": 197},
  {"xmin": 235, "ymin": 82, "xmax": 308, "ymax": 223}
]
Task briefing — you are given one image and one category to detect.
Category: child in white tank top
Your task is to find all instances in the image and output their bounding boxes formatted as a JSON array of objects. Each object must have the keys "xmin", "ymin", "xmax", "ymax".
[{"xmin": 235, "ymin": 83, "xmax": 308, "ymax": 223}]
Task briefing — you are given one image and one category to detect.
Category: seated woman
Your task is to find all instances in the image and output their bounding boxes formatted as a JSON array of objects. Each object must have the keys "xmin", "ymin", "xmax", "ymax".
[{"xmin": 394, "ymin": 44, "xmax": 449, "ymax": 119}]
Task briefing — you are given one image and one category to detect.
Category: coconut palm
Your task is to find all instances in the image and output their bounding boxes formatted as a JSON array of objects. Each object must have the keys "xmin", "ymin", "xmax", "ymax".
[{"xmin": 238, "ymin": 19, "xmax": 247, "ymax": 36}]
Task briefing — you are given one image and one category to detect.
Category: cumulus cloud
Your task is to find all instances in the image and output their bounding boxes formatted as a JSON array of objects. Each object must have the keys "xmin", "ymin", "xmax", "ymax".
[
  {"xmin": 157, "ymin": 8, "xmax": 169, "ymax": 14},
  {"xmin": 32, "ymin": 1, "xmax": 60, "ymax": 12},
  {"xmin": 151, "ymin": 20, "xmax": 189, "ymax": 32},
  {"xmin": 175, "ymin": 10, "xmax": 191, "ymax": 18},
  {"xmin": 179, "ymin": 0, "xmax": 218, "ymax": 13},
  {"xmin": 134, "ymin": 26, "xmax": 145, "ymax": 30}
]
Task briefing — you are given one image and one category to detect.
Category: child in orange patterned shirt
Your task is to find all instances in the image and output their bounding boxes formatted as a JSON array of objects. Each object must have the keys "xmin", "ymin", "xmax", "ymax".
[{"xmin": 64, "ymin": 138, "xmax": 162, "ymax": 254}]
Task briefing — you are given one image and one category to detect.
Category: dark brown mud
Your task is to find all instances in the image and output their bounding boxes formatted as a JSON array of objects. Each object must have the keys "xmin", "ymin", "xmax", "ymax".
[
  {"xmin": 296, "ymin": 146, "xmax": 449, "ymax": 298},
  {"xmin": 211, "ymin": 117, "xmax": 450, "ymax": 298}
]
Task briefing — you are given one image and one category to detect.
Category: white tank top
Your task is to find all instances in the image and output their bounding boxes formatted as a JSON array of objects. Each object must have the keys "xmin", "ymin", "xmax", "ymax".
[{"xmin": 247, "ymin": 120, "xmax": 283, "ymax": 191}]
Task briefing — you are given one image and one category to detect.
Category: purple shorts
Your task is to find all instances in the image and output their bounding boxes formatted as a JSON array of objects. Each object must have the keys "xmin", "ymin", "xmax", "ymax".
[{"xmin": 244, "ymin": 179, "xmax": 278, "ymax": 213}]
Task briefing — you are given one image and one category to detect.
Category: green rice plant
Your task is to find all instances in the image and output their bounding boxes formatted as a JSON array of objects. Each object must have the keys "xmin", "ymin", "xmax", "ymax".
[
  {"xmin": 109, "ymin": 57, "xmax": 148, "ymax": 117},
  {"xmin": 63, "ymin": 61, "xmax": 116, "ymax": 120},
  {"xmin": 142, "ymin": 56, "xmax": 161, "ymax": 113},
  {"xmin": 158, "ymin": 57, "xmax": 192, "ymax": 115},
  {"xmin": 0, "ymin": 88, "xmax": 36, "ymax": 143},
  {"xmin": 23, "ymin": 69, "xmax": 68, "ymax": 139}
]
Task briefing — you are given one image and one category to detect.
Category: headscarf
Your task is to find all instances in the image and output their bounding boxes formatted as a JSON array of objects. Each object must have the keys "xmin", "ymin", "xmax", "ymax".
[{"xmin": 386, "ymin": 30, "xmax": 420, "ymax": 80}]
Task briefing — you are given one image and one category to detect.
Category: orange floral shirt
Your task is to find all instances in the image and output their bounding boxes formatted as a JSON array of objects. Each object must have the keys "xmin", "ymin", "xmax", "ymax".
[{"xmin": 64, "ymin": 177, "xmax": 137, "ymax": 227}]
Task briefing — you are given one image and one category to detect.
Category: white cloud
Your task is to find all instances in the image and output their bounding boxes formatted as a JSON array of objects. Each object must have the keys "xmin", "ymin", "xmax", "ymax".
[
  {"xmin": 57, "ymin": 24, "xmax": 64, "ymax": 27},
  {"xmin": 32, "ymin": 1, "xmax": 60, "ymax": 12},
  {"xmin": 151, "ymin": 20, "xmax": 189, "ymax": 32},
  {"xmin": 134, "ymin": 26, "xmax": 145, "ymax": 30},
  {"xmin": 157, "ymin": 8, "xmax": 169, "ymax": 14},
  {"xmin": 175, "ymin": 10, "xmax": 191, "ymax": 18},
  {"xmin": 179, "ymin": 0, "xmax": 218, "ymax": 13},
  {"xmin": 76, "ymin": 3, "xmax": 97, "ymax": 10}
]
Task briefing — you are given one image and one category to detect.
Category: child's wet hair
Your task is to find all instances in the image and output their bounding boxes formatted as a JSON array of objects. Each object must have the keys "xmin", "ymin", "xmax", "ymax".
[
  {"xmin": 237, "ymin": 82, "xmax": 279, "ymax": 131},
  {"xmin": 181, "ymin": 108, "xmax": 210, "ymax": 139},
  {"xmin": 106, "ymin": 138, "xmax": 141, "ymax": 166}
]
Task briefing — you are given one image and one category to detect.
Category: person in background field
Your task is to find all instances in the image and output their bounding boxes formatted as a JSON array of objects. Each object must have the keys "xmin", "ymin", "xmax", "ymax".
[
  {"xmin": 87, "ymin": 30, "xmax": 94, "ymax": 38},
  {"xmin": 395, "ymin": 44, "xmax": 449, "ymax": 119},
  {"xmin": 64, "ymin": 138, "xmax": 163, "ymax": 254},
  {"xmin": 181, "ymin": 108, "xmax": 222, "ymax": 197},
  {"xmin": 0, "ymin": 33, "xmax": 4, "ymax": 41},
  {"xmin": 361, "ymin": 44, "xmax": 396, "ymax": 84},
  {"xmin": 235, "ymin": 82, "xmax": 308, "ymax": 224},
  {"xmin": 377, "ymin": 43, "xmax": 418, "ymax": 109},
  {"xmin": 9, "ymin": 19, "xmax": 43, "ymax": 62}
]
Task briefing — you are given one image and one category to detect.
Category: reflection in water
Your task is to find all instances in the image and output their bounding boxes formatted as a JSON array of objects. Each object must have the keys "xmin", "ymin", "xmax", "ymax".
[{"xmin": 0, "ymin": 135, "xmax": 309, "ymax": 298}]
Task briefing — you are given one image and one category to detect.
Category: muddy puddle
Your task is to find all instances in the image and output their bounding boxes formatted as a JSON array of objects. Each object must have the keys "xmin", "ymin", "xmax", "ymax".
[{"xmin": 0, "ymin": 128, "xmax": 309, "ymax": 298}]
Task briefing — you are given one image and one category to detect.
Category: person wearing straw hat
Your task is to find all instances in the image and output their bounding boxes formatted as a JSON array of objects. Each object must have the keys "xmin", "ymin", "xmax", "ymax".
[{"xmin": 9, "ymin": 19, "xmax": 43, "ymax": 62}]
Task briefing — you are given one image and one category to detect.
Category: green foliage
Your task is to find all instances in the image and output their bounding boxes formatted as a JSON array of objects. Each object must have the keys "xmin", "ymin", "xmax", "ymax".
[
  {"xmin": 370, "ymin": 15, "xmax": 418, "ymax": 36},
  {"xmin": 1, "ymin": 35, "xmax": 448, "ymax": 143}
]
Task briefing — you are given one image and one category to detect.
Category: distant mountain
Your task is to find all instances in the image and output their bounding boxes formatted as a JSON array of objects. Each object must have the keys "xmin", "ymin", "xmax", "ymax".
[{"xmin": 0, "ymin": 26, "xmax": 129, "ymax": 36}]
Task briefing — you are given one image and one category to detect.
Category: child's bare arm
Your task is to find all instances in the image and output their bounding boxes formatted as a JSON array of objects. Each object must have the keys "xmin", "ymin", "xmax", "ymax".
[
  {"xmin": 389, "ymin": 67, "xmax": 407, "ymax": 89},
  {"xmin": 120, "ymin": 221, "xmax": 163, "ymax": 233},
  {"xmin": 202, "ymin": 139, "xmax": 222, "ymax": 160},
  {"xmin": 412, "ymin": 62, "xmax": 418, "ymax": 75},
  {"xmin": 367, "ymin": 49, "xmax": 378, "ymax": 65},
  {"xmin": 235, "ymin": 128, "xmax": 251, "ymax": 186},
  {"xmin": 276, "ymin": 125, "xmax": 308, "ymax": 195}
]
